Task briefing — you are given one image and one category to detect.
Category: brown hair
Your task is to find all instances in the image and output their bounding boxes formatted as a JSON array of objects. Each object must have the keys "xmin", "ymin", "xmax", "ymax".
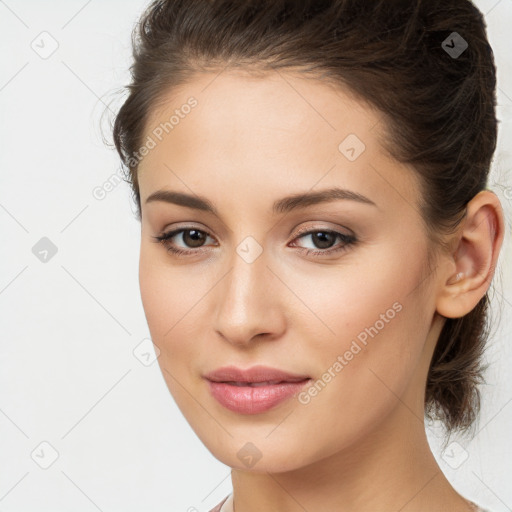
[{"xmin": 110, "ymin": 0, "xmax": 499, "ymax": 436}]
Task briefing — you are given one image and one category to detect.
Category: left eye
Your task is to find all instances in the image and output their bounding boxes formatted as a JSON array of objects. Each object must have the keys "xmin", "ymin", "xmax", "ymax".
[
  {"xmin": 292, "ymin": 230, "xmax": 346, "ymax": 250},
  {"xmin": 289, "ymin": 229, "xmax": 356, "ymax": 256}
]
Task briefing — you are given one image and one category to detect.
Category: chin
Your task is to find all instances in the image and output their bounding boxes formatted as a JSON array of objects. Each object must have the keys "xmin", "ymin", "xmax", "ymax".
[{"xmin": 198, "ymin": 433, "xmax": 311, "ymax": 473}]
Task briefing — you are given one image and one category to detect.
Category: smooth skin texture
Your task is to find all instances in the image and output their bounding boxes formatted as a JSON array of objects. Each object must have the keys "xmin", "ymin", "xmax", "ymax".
[{"xmin": 137, "ymin": 69, "xmax": 504, "ymax": 512}]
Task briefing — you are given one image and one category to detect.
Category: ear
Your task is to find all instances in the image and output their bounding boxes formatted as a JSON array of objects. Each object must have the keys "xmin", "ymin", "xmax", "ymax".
[{"xmin": 436, "ymin": 190, "xmax": 505, "ymax": 319}]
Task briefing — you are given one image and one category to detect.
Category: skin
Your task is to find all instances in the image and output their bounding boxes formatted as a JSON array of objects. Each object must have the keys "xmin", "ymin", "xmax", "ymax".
[{"xmin": 136, "ymin": 69, "xmax": 504, "ymax": 512}]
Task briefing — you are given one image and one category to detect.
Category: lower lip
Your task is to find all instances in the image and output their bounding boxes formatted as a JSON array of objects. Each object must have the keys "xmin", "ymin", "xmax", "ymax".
[{"xmin": 206, "ymin": 379, "xmax": 311, "ymax": 414}]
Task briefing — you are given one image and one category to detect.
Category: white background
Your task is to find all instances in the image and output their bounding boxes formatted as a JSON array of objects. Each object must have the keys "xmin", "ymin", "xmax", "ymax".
[{"xmin": 1, "ymin": 1, "xmax": 511, "ymax": 511}]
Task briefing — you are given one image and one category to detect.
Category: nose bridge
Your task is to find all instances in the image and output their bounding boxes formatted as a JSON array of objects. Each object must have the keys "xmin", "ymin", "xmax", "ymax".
[{"xmin": 214, "ymin": 239, "xmax": 284, "ymax": 344}]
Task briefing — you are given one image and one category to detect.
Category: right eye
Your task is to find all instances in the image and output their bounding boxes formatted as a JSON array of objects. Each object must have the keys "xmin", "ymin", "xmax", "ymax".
[{"xmin": 152, "ymin": 227, "xmax": 218, "ymax": 256}]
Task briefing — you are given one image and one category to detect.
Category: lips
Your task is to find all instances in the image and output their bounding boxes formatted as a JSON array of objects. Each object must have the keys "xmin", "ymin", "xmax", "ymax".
[
  {"xmin": 227, "ymin": 380, "xmax": 287, "ymax": 387},
  {"xmin": 203, "ymin": 365, "xmax": 312, "ymax": 414},
  {"xmin": 203, "ymin": 364, "xmax": 311, "ymax": 384}
]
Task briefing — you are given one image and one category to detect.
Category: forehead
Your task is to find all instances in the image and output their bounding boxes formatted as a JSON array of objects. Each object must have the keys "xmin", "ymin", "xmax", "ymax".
[
  {"xmin": 143, "ymin": 68, "xmax": 381, "ymax": 153},
  {"xmin": 138, "ymin": 69, "xmax": 421, "ymax": 216}
]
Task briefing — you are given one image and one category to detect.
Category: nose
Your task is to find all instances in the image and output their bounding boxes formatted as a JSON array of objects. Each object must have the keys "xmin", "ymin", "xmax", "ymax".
[{"xmin": 213, "ymin": 247, "xmax": 286, "ymax": 347}]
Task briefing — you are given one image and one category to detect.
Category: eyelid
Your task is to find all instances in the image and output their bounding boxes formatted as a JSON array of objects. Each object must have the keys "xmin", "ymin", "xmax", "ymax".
[
  {"xmin": 292, "ymin": 222, "xmax": 353, "ymax": 238},
  {"xmin": 156, "ymin": 222, "xmax": 352, "ymax": 244},
  {"xmin": 160, "ymin": 221, "xmax": 211, "ymax": 234}
]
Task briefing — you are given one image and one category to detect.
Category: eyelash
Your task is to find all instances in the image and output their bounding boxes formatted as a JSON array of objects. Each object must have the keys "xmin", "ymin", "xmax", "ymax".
[{"xmin": 151, "ymin": 226, "xmax": 357, "ymax": 258}]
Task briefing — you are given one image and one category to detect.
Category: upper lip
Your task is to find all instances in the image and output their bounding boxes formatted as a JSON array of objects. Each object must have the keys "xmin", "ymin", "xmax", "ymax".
[{"xmin": 203, "ymin": 365, "xmax": 311, "ymax": 383}]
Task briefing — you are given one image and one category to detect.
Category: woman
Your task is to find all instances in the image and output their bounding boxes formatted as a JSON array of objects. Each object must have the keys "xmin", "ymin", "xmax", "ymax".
[{"xmin": 111, "ymin": 0, "xmax": 505, "ymax": 510}]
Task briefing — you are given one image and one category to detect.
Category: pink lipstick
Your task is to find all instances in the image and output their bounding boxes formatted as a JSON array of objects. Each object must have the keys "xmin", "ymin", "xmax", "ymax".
[{"xmin": 203, "ymin": 365, "xmax": 311, "ymax": 414}]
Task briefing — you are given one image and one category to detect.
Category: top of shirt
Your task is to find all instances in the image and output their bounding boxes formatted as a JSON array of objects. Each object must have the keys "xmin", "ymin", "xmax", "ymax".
[
  {"xmin": 208, "ymin": 493, "xmax": 232, "ymax": 512},
  {"xmin": 208, "ymin": 493, "xmax": 492, "ymax": 512}
]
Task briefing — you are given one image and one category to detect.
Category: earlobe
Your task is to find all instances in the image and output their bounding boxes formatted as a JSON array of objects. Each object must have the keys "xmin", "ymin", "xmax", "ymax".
[{"xmin": 435, "ymin": 190, "xmax": 505, "ymax": 320}]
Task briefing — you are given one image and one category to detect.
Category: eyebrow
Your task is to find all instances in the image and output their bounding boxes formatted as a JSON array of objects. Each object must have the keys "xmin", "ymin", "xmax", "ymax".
[{"xmin": 144, "ymin": 187, "xmax": 377, "ymax": 216}]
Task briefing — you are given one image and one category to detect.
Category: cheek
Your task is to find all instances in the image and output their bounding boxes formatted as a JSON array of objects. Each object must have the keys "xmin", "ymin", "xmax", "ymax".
[
  {"xmin": 293, "ymin": 244, "xmax": 431, "ymax": 417},
  {"xmin": 138, "ymin": 249, "xmax": 198, "ymax": 359},
  {"xmin": 139, "ymin": 253, "xmax": 206, "ymax": 416},
  {"xmin": 306, "ymin": 236, "xmax": 428, "ymax": 350},
  {"xmin": 139, "ymin": 240, "xmax": 198, "ymax": 331},
  {"xmin": 138, "ymin": 257, "xmax": 172, "ymax": 339}
]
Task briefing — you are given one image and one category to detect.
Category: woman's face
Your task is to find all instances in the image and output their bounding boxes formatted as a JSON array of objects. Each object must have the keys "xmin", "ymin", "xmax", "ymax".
[{"xmin": 137, "ymin": 70, "xmax": 443, "ymax": 472}]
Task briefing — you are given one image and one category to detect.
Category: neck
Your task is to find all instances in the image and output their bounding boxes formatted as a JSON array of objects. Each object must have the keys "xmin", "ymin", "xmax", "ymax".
[{"xmin": 230, "ymin": 385, "xmax": 474, "ymax": 512}]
